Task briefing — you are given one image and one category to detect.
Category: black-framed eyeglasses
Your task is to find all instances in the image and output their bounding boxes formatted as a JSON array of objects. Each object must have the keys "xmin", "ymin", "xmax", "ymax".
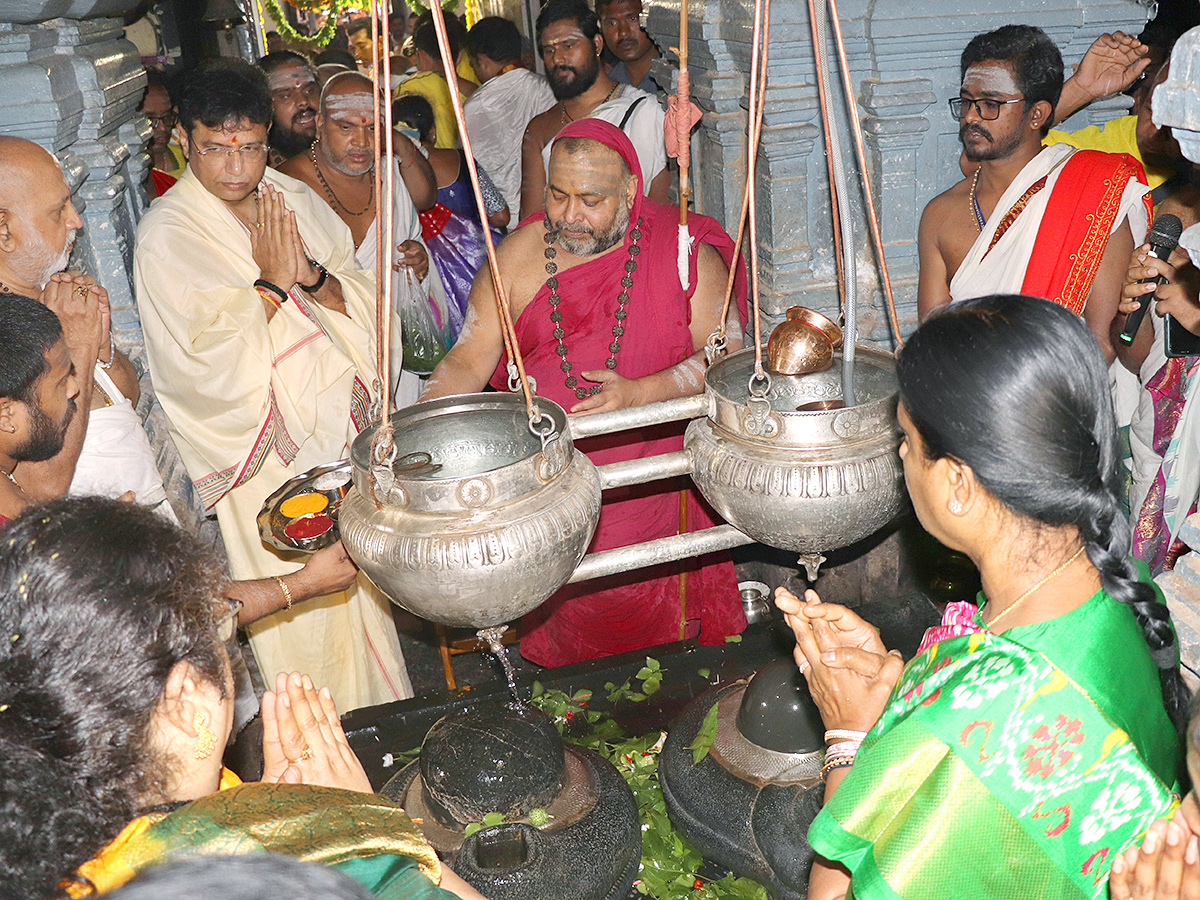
[
  {"xmin": 948, "ymin": 96, "xmax": 1025, "ymax": 121},
  {"xmin": 146, "ymin": 112, "xmax": 177, "ymax": 127}
]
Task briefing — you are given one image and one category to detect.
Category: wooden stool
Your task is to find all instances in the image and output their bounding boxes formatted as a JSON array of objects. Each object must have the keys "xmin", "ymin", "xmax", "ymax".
[{"xmin": 433, "ymin": 623, "xmax": 520, "ymax": 690}]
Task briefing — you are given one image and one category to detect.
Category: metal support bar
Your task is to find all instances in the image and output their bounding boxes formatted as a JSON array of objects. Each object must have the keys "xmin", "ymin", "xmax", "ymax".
[
  {"xmin": 596, "ymin": 450, "xmax": 693, "ymax": 491},
  {"xmin": 568, "ymin": 524, "xmax": 756, "ymax": 584},
  {"xmin": 569, "ymin": 393, "xmax": 707, "ymax": 440}
]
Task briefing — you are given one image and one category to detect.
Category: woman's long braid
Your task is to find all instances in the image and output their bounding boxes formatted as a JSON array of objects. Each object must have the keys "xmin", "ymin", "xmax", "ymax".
[
  {"xmin": 1083, "ymin": 419, "xmax": 1190, "ymax": 737},
  {"xmin": 899, "ymin": 295, "xmax": 1192, "ymax": 741}
]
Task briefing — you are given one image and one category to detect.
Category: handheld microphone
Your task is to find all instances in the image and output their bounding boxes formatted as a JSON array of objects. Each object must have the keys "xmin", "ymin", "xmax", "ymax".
[{"xmin": 1119, "ymin": 213, "xmax": 1183, "ymax": 345}]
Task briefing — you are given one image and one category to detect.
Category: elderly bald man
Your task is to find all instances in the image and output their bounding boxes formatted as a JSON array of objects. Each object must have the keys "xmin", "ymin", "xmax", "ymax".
[
  {"xmin": 0, "ymin": 135, "xmax": 143, "ymax": 505},
  {"xmin": 280, "ymin": 71, "xmax": 442, "ymax": 407}
]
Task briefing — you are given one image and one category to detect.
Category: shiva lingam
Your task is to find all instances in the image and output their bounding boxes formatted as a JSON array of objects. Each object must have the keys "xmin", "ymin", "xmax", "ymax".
[
  {"xmin": 380, "ymin": 701, "xmax": 641, "ymax": 900},
  {"xmin": 658, "ymin": 659, "xmax": 826, "ymax": 900}
]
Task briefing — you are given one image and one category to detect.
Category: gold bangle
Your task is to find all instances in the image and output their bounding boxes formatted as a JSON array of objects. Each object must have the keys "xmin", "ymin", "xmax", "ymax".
[{"xmin": 273, "ymin": 575, "xmax": 293, "ymax": 610}]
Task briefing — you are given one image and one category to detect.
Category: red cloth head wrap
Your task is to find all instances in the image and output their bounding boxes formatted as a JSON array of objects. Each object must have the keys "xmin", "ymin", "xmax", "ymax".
[{"xmin": 549, "ymin": 118, "xmax": 643, "ymax": 230}]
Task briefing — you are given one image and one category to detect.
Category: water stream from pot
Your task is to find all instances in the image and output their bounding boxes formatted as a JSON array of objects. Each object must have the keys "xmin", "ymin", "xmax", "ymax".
[{"xmin": 478, "ymin": 625, "xmax": 522, "ymax": 703}]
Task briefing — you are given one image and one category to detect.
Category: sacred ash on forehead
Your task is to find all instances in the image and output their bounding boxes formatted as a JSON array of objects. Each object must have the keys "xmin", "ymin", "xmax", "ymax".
[
  {"xmin": 324, "ymin": 92, "xmax": 376, "ymax": 115},
  {"xmin": 541, "ymin": 24, "xmax": 588, "ymax": 48},
  {"xmin": 962, "ymin": 62, "xmax": 1020, "ymax": 96},
  {"xmin": 268, "ymin": 68, "xmax": 316, "ymax": 91}
]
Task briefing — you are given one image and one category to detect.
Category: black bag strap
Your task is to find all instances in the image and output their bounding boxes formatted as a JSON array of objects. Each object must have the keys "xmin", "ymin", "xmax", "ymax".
[{"xmin": 617, "ymin": 95, "xmax": 646, "ymax": 130}]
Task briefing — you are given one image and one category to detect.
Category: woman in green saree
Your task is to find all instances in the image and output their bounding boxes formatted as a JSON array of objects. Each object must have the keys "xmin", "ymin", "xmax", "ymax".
[
  {"xmin": 0, "ymin": 497, "xmax": 485, "ymax": 900},
  {"xmin": 777, "ymin": 294, "xmax": 1189, "ymax": 900}
]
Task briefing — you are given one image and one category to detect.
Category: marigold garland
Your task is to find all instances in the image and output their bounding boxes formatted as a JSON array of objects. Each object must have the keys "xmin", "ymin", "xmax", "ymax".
[{"xmin": 262, "ymin": 0, "xmax": 342, "ymax": 50}]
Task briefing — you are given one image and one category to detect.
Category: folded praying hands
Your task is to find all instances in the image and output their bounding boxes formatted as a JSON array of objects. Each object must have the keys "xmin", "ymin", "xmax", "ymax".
[
  {"xmin": 261, "ymin": 670, "xmax": 373, "ymax": 794},
  {"xmin": 775, "ymin": 586, "xmax": 903, "ymax": 735},
  {"xmin": 250, "ymin": 184, "xmax": 316, "ymax": 294},
  {"xmin": 1109, "ymin": 795, "xmax": 1200, "ymax": 900}
]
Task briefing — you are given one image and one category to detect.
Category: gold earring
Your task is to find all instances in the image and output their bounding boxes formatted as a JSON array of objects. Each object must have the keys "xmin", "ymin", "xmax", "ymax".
[{"xmin": 194, "ymin": 712, "xmax": 217, "ymax": 760}]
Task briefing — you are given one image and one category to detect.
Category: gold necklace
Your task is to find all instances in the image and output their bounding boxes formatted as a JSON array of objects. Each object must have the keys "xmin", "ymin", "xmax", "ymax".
[
  {"xmin": 969, "ymin": 166, "xmax": 985, "ymax": 232},
  {"xmin": 984, "ymin": 545, "xmax": 1087, "ymax": 631},
  {"xmin": 3, "ymin": 468, "xmax": 19, "ymax": 490},
  {"xmin": 561, "ymin": 82, "xmax": 622, "ymax": 124}
]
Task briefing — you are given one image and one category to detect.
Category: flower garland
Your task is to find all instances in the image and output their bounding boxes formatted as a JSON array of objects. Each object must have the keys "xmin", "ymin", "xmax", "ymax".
[
  {"xmin": 404, "ymin": 0, "xmax": 461, "ymax": 12},
  {"xmin": 261, "ymin": 0, "xmax": 342, "ymax": 50}
]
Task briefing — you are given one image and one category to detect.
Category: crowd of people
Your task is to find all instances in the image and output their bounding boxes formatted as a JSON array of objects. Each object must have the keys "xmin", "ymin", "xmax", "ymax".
[{"xmin": 3, "ymin": 1, "xmax": 1200, "ymax": 898}]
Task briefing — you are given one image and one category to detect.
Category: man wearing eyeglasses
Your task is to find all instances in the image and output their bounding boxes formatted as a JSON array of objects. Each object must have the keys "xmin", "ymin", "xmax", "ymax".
[
  {"xmin": 918, "ymin": 24, "xmax": 1151, "ymax": 367},
  {"xmin": 134, "ymin": 59, "xmax": 413, "ymax": 713},
  {"xmin": 140, "ymin": 70, "xmax": 185, "ymax": 197}
]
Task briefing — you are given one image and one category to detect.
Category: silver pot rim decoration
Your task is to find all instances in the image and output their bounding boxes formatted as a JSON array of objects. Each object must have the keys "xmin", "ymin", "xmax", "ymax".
[
  {"xmin": 339, "ymin": 393, "xmax": 602, "ymax": 628},
  {"xmin": 687, "ymin": 346, "xmax": 906, "ymax": 563},
  {"xmin": 704, "ymin": 346, "xmax": 899, "ymax": 448}
]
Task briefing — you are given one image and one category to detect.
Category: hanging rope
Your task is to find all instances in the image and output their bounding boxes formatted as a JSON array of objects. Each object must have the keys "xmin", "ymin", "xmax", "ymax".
[
  {"xmin": 368, "ymin": 0, "xmax": 397, "ymax": 507},
  {"xmin": 665, "ymin": 0, "xmax": 701, "ymax": 292},
  {"xmin": 805, "ymin": 0, "xmax": 846, "ymax": 309},
  {"xmin": 708, "ymin": 3, "xmax": 769, "ymax": 362},
  {"xmin": 745, "ymin": 0, "xmax": 771, "ymax": 386},
  {"xmin": 425, "ymin": 0, "xmax": 546, "ymax": 433},
  {"xmin": 825, "ymin": 0, "xmax": 903, "ymax": 347}
]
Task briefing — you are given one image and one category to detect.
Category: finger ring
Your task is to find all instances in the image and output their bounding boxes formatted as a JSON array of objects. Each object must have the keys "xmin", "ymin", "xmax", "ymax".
[
  {"xmin": 798, "ymin": 660, "xmax": 811, "ymax": 675},
  {"xmin": 75, "ymin": 286, "xmax": 88, "ymax": 298},
  {"xmin": 298, "ymin": 746, "xmax": 313, "ymax": 760},
  {"xmin": 256, "ymin": 222, "xmax": 264, "ymax": 230}
]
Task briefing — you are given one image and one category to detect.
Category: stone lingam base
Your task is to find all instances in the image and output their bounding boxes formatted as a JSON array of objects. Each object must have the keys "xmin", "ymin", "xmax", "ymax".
[
  {"xmin": 380, "ymin": 702, "xmax": 642, "ymax": 900},
  {"xmin": 340, "ymin": 592, "xmax": 938, "ymax": 897}
]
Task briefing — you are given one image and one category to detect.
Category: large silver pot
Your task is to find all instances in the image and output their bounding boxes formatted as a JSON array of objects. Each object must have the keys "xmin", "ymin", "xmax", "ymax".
[
  {"xmin": 339, "ymin": 394, "xmax": 602, "ymax": 628},
  {"xmin": 686, "ymin": 347, "xmax": 905, "ymax": 558}
]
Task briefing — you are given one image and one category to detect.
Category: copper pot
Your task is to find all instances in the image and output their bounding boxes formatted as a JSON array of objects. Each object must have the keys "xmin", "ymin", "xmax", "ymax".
[{"xmin": 766, "ymin": 307, "xmax": 843, "ymax": 375}]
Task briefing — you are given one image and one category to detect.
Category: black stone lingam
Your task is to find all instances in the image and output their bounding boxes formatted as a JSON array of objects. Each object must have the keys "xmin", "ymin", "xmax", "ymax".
[
  {"xmin": 382, "ymin": 701, "xmax": 641, "ymax": 900},
  {"xmin": 658, "ymin": 659, "xmax": 827, "ymax": 900}
]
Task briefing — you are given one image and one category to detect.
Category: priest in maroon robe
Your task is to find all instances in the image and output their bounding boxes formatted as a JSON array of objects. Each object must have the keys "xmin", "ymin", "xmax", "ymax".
[{"xmin": 423, "ymin": 117, "xmax": 747, "ymax": 666}]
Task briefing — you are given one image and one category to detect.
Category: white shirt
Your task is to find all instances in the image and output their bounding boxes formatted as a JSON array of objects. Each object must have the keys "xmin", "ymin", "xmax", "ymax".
[{"xmin": 464, "ymin": 67, "xmax": 555, "ymax": 215}]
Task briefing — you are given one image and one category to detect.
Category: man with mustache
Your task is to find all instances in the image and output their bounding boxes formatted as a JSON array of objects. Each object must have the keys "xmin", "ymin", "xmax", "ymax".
[
  {"xmin": 0, "ymin": 137, "xmax": 142, "ymax": 507},
  {"xmin": 280, "ymin": 71, "xmax": 440, "ymax": 406},
  {"xmin": 917, "ymin": 25, "xmax": 1151, "ymax": 366},
  {"xmin": 260, "ymin": 51, "xmax": 320, "ymax": 166},
  {"xmin": 0, "ymin": 295, "xmax": 86, "ymax": 524},
  {"xmin": 134, "ymin": 60, "xmax": 412, "ymax": 712},
  {"xmin": 0, "ymin": 140, "xmax": 362, "ymax": 645},
  {"xmin": 599, "ymin": 0, "xmax": 659, "ymax": 94},
  {"xmin": 518, "ymin": 0, "xmax": 668, "ymax": 220},
  {"xmin": 423, "ymin": 119, "xmax": 748, "ymax": 667}
]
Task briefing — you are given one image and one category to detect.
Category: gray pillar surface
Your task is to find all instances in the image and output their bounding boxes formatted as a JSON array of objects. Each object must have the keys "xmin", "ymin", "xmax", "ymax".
[{"xmin": 0, "ymin": 4, "xmax": 207, "ymax": 532}]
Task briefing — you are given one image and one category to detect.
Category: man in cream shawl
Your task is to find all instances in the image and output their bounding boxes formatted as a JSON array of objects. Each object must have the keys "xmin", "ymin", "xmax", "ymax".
[{"xmin": 135, "ymin": 60, "xmax": 411, "ymax": 711}]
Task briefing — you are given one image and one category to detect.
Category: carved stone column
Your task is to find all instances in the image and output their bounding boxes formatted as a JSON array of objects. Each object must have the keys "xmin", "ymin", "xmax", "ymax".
[
  {"xmin": 0, "ymin": 9, "xmax": 207, "ymax": 532},
  {"xmin": 645, "ymin": 0, "xmax": 1153, "ymax": 347}
]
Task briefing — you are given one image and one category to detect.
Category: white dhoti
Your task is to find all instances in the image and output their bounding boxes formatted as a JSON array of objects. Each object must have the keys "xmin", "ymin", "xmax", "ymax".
[
  {"xmin": 135, "ymin": 166, "xmax": 411, "ymax": 712},
  {"xmin": 950, "ymin": 144, "xmax": 1150, "ymax": 430},
  {"xmin": 70, "ymin": 364, "xmax": 178, "ymax": 524},
  {"xmin": 355, "ymin": 156, "xmax": 448, "ymax": 410}
]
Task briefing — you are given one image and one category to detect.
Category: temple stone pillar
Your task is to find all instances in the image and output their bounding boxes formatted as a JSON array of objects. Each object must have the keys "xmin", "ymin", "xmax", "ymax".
[
  {"xmin": 645, "ymin": 0, "xmax": 1152, "ymax": 348},
  {"xmin": 0, "ymin": 6, "xmax": 207, "ymax": 532}
]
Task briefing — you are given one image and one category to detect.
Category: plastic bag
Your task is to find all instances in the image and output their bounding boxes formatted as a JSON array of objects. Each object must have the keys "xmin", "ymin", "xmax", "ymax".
[{"xmin": 395, "ymin": 267, "xmax": 449, "ymax": 375}]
